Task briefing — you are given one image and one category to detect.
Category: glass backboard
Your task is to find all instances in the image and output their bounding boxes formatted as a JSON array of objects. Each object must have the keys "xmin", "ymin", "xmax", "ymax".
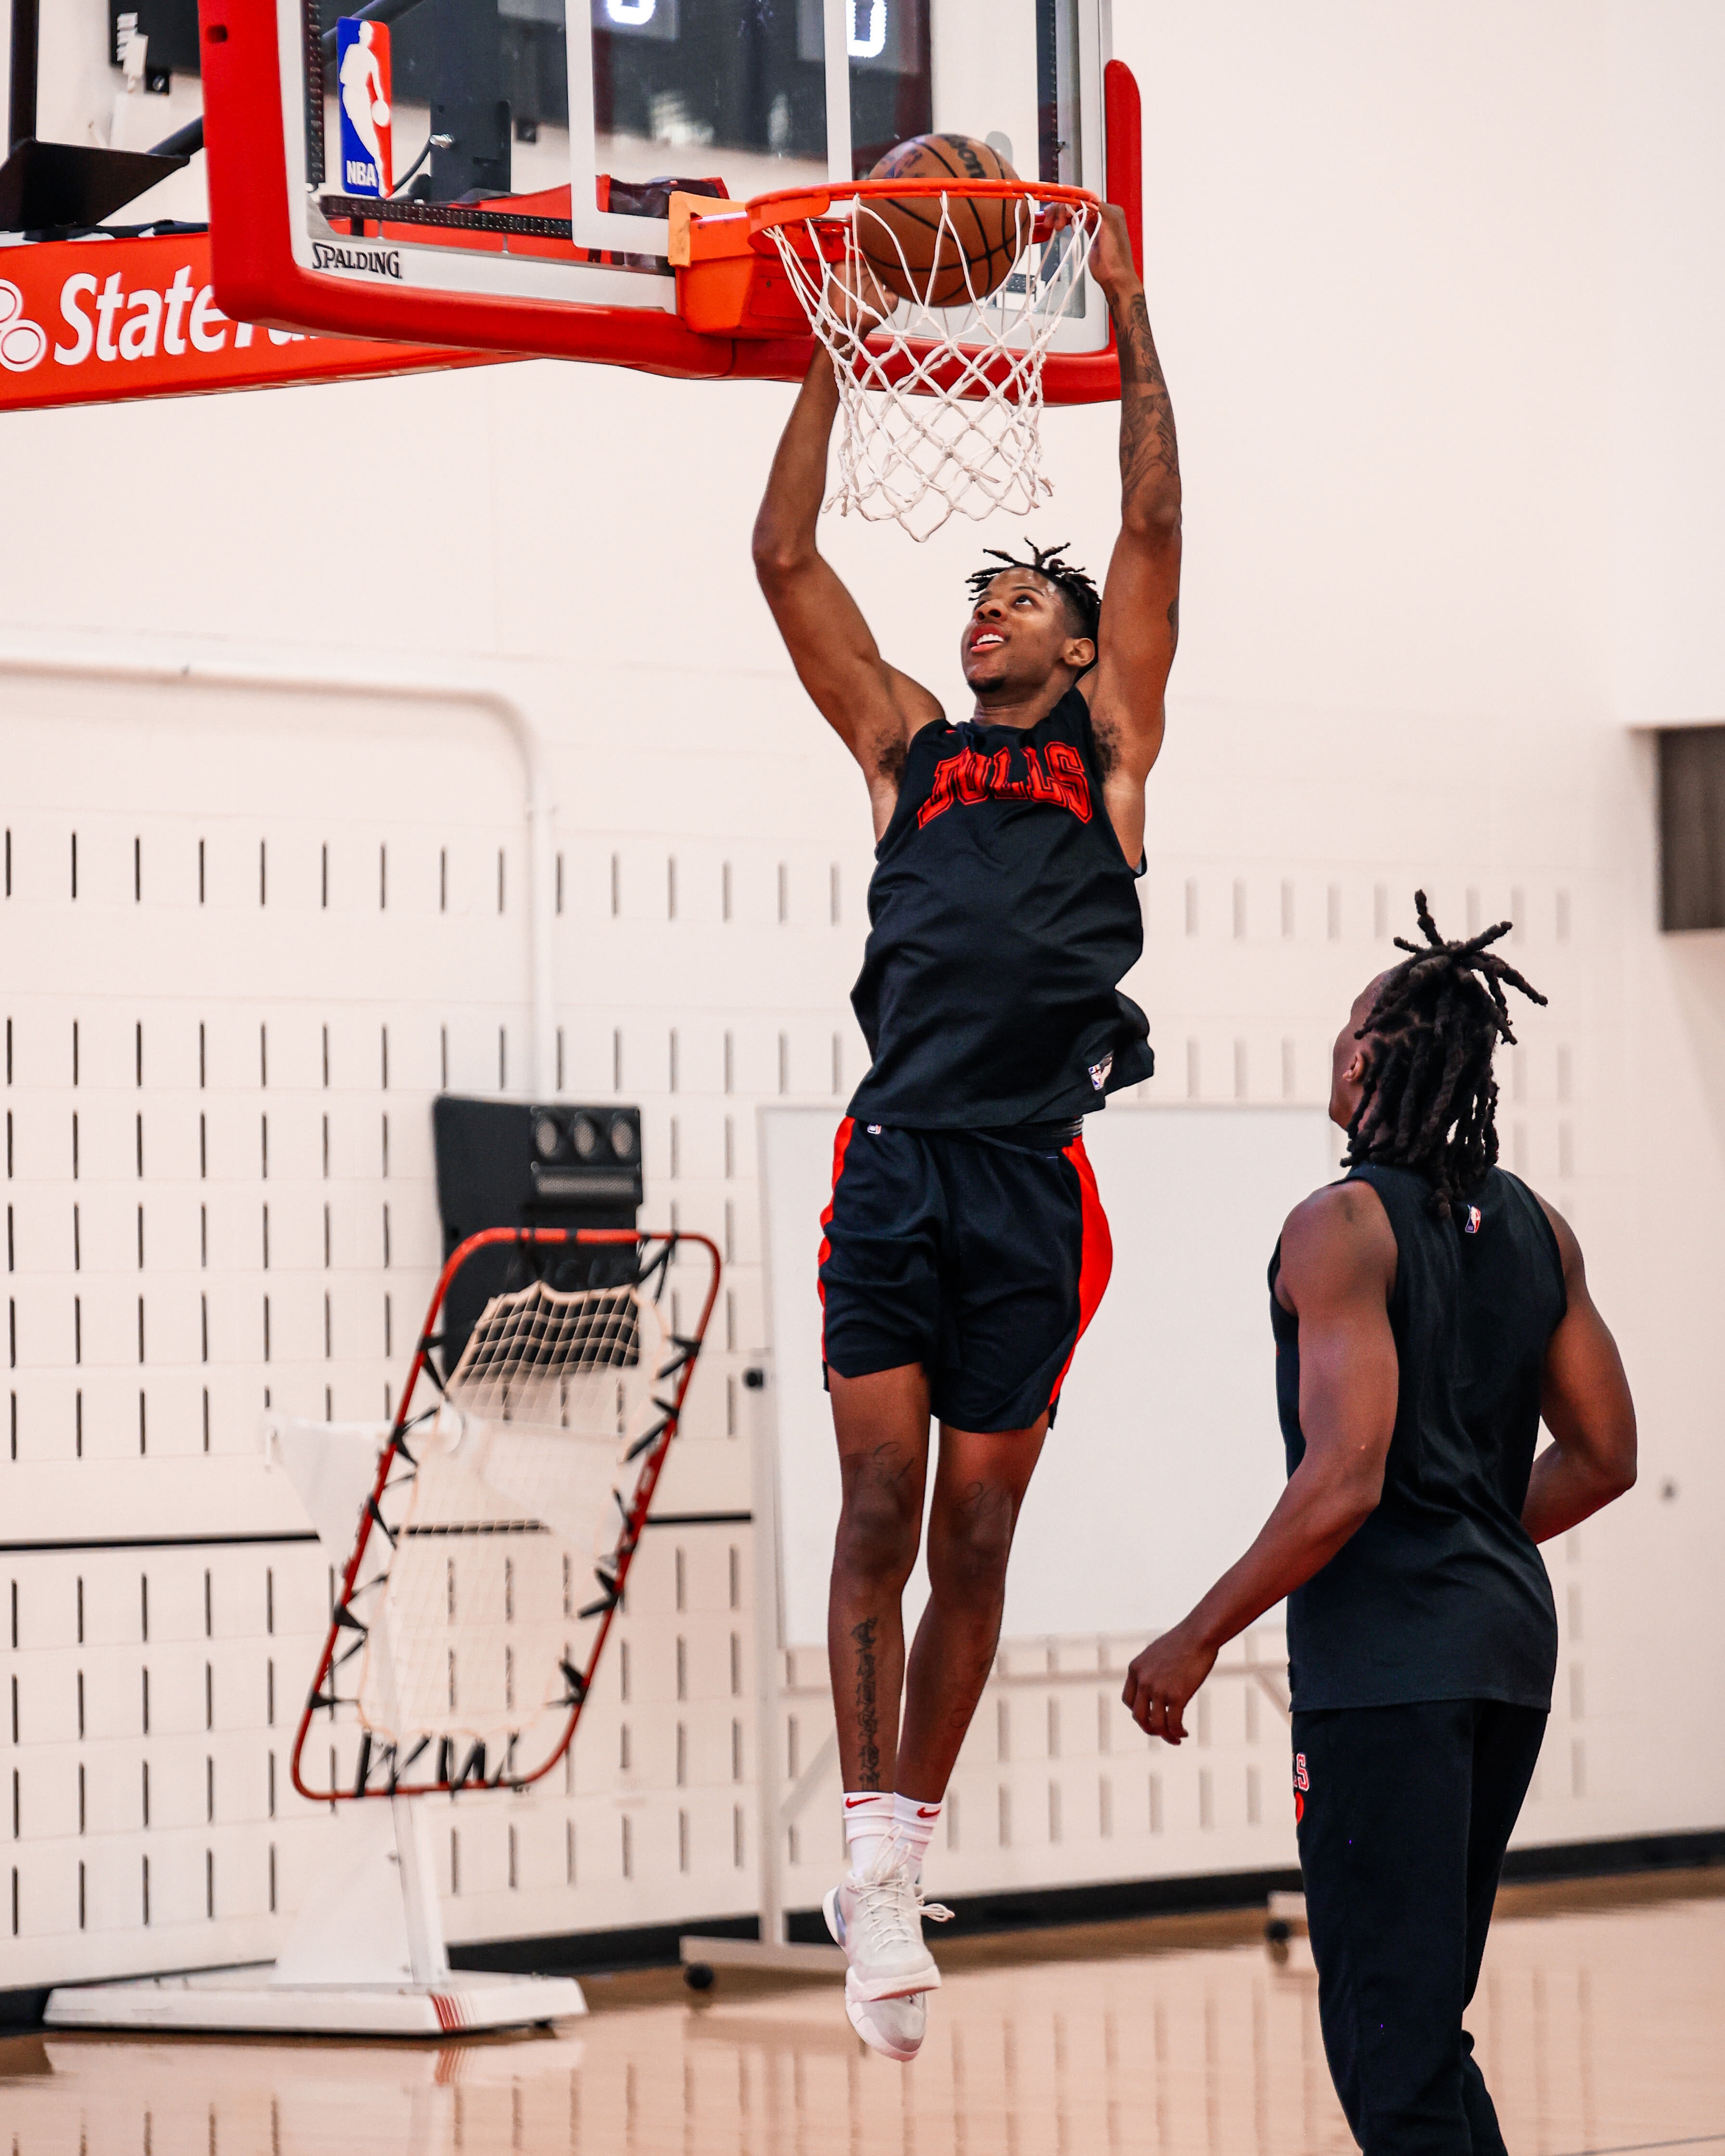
[{"xmin": 203, "ymin": 0, "xmax": 1127, "ymax": 379}]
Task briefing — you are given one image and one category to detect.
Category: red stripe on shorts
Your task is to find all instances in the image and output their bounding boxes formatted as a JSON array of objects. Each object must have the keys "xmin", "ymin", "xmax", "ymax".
[
  {"xmin": 1049, "ymin": 1132, "xmax": 1113, "ymax": 1407},
  {"xmin": 818, "ymin": 1116, "xmax": 857, "ymax": 1358}
]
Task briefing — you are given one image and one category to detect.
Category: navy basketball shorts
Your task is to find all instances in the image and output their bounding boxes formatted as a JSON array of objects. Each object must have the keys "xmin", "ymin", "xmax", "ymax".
[{"xmin": 817, "ymin": 1119, "xmax": 1113, "ymax": 1434}]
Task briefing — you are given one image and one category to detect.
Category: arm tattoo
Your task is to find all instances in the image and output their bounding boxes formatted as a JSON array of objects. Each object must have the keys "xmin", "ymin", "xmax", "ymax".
[
  {"xmin": 849, "ymin": 1615, "xmax": 882, "ymax": 1788},
  {"xmin": 1118, "ymin": 292, "xmax": 1161, "ymax": 388},
  {"xmin": 1116, "ymin": 290, "xmax": 1181, "ymax": 509}
]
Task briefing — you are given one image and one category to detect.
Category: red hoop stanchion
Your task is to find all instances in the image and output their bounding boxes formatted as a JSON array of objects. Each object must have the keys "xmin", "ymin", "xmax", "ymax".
[{"xmin": 289, "ymin": 1227, "xmax": 720, "ymax": 1805}]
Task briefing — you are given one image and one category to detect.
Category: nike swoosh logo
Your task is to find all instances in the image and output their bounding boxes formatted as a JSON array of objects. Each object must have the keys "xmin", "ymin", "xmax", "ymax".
[
  {"xmin": 917, "ymin": 1806, "xmax": 939, "ymax": 1818},
  {"xmin": 844, "ymin": 1797, "xmax": 876, "ymax": 1809}
]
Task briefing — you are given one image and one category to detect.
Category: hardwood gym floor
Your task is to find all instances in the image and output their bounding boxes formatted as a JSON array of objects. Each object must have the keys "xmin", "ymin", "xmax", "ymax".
[{"xmin": 2, "ymin": 1872, "xmax": 1720, "ymax": 2155}]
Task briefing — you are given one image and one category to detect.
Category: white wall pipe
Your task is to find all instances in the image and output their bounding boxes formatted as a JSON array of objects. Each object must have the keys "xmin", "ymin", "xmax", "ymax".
[{"xmin": 0, "ymin": 637, "xmax": 558, "ymax": 1098}]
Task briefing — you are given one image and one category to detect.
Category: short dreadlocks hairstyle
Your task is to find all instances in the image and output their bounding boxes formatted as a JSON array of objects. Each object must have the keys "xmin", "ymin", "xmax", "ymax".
[
  {"xmin": 1343, "ymin": 890, "xmax": 1548, "ymax": 1219},
  {"xmin": 966, "ymin": 540, "xmax": 1101, "ymax": 653}
]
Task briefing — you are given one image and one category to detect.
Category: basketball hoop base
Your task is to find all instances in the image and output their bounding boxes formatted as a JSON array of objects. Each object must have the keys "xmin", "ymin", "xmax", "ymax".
[
  {"xmin": 678, "ymin": 1934, "xmax": 845, "ymax": 1980},
  {"xmin": 42, "ymin": 1966, "xmax": 586, "ymax": 2039},
  {"xmin": 43, "ymin": 1621, "xmax": 588, "ymax": 2041}
]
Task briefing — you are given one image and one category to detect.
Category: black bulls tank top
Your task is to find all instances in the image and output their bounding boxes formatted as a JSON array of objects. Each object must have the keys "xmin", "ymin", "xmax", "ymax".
[
  {"xmin": 847, "ymin": 688, "xmax": 1154, "ymax": 1130},
  {"xmin": 1270, "ymin": 1163, "xmax": 1567, "ymax": 1712}
]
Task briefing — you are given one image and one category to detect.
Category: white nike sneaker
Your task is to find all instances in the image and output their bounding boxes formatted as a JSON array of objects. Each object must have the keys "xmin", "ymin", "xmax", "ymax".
[
  {"xmin": 823, "ymin": 1833, "xmax": 953, "ymax": 2003},
  {"xmin": 844, "ymin": 1974, "xmax": 928, "ymax": 2063}
]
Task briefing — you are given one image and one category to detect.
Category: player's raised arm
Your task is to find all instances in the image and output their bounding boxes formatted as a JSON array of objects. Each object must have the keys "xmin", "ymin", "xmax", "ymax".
[
  {"xmin": 1121, "ymin": 1184, "xmax": 1399, "ymax": 1741},
  {"xmin": 1521, "ymin": 1201, "xmax": 1637, "ymax": 1542},
  {"xmin": 1084, "ymin": 205, "xmax": 1183, "ymax": 862},
  {"xmin": 752, "ymin": 347, "xmax": 942, "ymax": 836}
]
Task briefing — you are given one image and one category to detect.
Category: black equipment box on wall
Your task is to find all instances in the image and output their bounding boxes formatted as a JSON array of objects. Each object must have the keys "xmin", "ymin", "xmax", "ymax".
[
  {"xmin": 1658, "ymin": 725, "xmax": 1725, "ymax": 932},
  {"xmin": 431, "ymin": 1096, "xmax": 644, "ymax": 1372}
]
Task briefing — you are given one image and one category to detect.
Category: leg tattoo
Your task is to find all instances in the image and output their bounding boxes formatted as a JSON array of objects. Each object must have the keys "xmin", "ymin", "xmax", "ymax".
[{"xmin": 850, "ymin": 1616, "xmax": 882, "ymax": 1788}]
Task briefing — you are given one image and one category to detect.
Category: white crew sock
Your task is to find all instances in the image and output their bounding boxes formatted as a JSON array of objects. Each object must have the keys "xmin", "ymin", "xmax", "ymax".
[
  {"xmin": 843, "ymin": 1790, "xmax": 894, "ymax": 1876},
  {"xmin": 893, "ymin": 1791, "xmax": 942, "ymax": 1872}
]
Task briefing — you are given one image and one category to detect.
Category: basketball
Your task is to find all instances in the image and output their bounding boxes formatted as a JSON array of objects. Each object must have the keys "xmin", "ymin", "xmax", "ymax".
[{"xmin": 859, "ymin": 133, "xmax": 1026, "ymax": 308}]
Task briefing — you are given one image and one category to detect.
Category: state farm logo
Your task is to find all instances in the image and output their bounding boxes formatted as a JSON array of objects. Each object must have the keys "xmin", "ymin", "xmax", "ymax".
[
  {"xmin": 52, "ymin": 265, "xmax": 297, "ymax": 363},
  {"xmin": 0, "ymin": 281, "xmax": 48, "ymax": 373}
]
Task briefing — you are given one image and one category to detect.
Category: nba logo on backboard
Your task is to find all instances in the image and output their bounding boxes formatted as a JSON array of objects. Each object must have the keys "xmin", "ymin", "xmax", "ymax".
[{"xmin": 336, "ymin": 18, "xmax": 393, "ymax": 199}]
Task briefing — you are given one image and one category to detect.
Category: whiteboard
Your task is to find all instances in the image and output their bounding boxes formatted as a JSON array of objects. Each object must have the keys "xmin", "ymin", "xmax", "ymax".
[{"xmin": 759, "ymin": 1105, "xmax": 1336, "ymax": 1648}]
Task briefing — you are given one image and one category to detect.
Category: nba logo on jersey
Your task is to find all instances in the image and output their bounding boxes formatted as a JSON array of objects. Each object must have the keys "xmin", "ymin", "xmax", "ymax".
[
  {"xmin": 336, "ymin": 18, "xmax": 394, "ymax": 199},
  {"xmin": 1464, "ymin": 1204, "xmax": 1482, "ymax": 1234},
  {"xmin": 1088, "ymin": 1052, "xmax": 1113, "ymax": 1092}
]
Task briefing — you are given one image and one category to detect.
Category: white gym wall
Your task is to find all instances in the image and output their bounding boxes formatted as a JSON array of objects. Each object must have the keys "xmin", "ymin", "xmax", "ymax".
[
  {"xmin": 763, "ymin": 1105, "xmax": 1335, "ymax": 1654},
  {"xmin": 1, "ymin": 0, "xmax": 1722, "ymax": 1996}
]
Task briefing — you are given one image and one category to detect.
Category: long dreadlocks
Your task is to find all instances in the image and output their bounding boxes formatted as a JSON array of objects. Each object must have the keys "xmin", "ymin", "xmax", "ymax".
[
  {"xmin": 1344, "ymin": 891, "xmax": 1548, "ymax": 1218},
  {"xmin": 966, "ymin": 540, "xmax": 1102, "ymax": 648}
]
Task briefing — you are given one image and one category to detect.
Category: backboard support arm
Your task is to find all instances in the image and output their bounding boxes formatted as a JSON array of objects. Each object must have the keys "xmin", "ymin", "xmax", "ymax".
[{"xmin": 8, "ymin": 0, "xmax": 38, "ymax": 152}]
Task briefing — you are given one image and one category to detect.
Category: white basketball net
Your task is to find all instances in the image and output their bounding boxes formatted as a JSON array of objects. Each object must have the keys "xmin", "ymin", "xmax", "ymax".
[
  {"xmin": 764, "ymin": 191, "xmax": 1104, "ymax": 543},
  {"xmin": 350, "ymin": 1279, "xmax": 672, "ymax": 1778}
]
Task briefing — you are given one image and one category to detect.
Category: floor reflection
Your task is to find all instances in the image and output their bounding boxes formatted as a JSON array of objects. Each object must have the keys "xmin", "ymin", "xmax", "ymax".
[{"xmin": 2, "ymin": 1884, "xmax": 1720, "ymax": 2155}]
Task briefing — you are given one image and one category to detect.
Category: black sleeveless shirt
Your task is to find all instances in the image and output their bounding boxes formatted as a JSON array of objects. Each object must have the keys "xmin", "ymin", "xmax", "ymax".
[
  {"xmin": 1269, "ymin": 1164, "xmax": 1566, "ymax": 1712},
  {"xmin": 847, "ymin": 689, "xmax": 1154, "ymax": 1129}
]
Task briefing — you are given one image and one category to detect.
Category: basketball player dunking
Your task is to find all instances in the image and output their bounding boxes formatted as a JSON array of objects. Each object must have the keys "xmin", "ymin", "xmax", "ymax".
[
  {"xmin": 753, "ymin": 204, "xmax": 1179, "ymax": 2061},
  {"xmin": 1124, "ymin": 899, "xmax": 1638, "ymax": 2154}
]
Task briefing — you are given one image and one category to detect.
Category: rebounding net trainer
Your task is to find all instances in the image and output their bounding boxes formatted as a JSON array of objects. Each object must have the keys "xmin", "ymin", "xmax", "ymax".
[{"xmin": 294, "ymin": 1228, "xmax": 719, "ymax": 1804}]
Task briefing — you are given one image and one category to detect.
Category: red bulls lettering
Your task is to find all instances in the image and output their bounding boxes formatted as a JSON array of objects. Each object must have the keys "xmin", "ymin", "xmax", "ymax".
[
  {"xmin": 917, "ymin": 740, "xmax": 1092, "ymax": 829},
  {"xmin": 954, "ymin": 753, "xmax": 992, "ymax": 808},
  {"xmin": 1046, "ymin": 742, "xmax": 1092, "ymax": 816}
]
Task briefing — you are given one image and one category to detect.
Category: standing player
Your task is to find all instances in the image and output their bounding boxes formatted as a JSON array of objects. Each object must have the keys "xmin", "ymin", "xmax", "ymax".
[
  {"xmin": 753, "ymin": 204, "xmax": 1181, "ymax": 2061},
  {"xmin": 1123, "ymin": 897, "xmax": 1638, "ymax": 2155}
]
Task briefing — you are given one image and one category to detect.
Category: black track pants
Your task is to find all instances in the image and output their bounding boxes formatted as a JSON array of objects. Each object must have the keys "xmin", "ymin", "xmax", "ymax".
[{"xmin": 1292, "ymin": 1699, "xmax": 1548, "ymax": 2156}]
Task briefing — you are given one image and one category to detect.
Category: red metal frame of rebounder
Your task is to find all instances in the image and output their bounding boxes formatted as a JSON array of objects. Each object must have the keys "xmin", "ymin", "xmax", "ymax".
[{"xmin": 289, "ymin": 1226, "xmax": 721, "ymax": 1805}]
